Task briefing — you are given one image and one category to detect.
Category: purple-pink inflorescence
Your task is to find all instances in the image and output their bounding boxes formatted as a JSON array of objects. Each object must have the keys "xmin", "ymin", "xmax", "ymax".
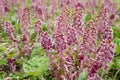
[
  {"xmin": 21, "ymin": 7, "xmax": 31, "ymax": 43},
  {"xmin": 66, "ymin": 27, "xmax": 78, "ymax": 46},
  {"xmin": 72, "ymin": 2, "xmax": 84, "ymax": 36},
  {"xmin": 40, "ymin": 32, "xmax": 52, "ymax": 51},
  {"xmin": 35, "ymin": 19, "xmax": 42, "ymax": 33},
  {"xmin": 5, "ymin": 21, "xmax": 19, "ymax": 43},
  {"xmin": 53, "ymin": 31, "xmax": 67, "ymax": 53}
]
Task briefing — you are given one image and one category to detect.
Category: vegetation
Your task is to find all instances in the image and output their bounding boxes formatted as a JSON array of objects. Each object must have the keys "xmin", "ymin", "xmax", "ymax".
[{"xmin": 0, "ymin": 0, "xmax": 120, "ymax": 80}]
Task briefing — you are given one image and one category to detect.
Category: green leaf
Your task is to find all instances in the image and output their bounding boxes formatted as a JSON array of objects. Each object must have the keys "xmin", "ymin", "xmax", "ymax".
[
  {"xmin": 31, "ymin": 46, "xmax": 45, "ymax": 57},
  {"xmin": 78, "ymin": 69, "xmax": 88, "ymax": 80},
  {"xmin": 73, "ymin": 52, "xmax": 79, "ymax": 65},
  {"xmin": 0, "ymin": 72, "xmax": 6, "ymax": 80},
  {"xmin": 7, "ymin": 51, "xmax": 16, "ymax": 58},
  {"xmin": 0, "ymin": 46, "xmax": 6, "ymax": 52},
  {"xmin": 85, "ymin": 14, "xmax": 93, "ymax": 22},
  {"xmin": 56, "ymin": 9, "xmax": 62, "ymax": 16},
  {"xmin": 23, "ymin": 56, "xmax": 49, "ymax": 76},
  {"xmin": 43, "ymin": 23, "xmax": 48, "ymax": 31},
  {"xmin": 114, "ymin": 58, "xmax": 120, "ymax": 68},
  {"xmin": 70, "ymin": 9, "xmax": 75, "ymax": 17},
  {"xmin": 115, "ymin": 45, "xmax": 120, "ymax": 54},
  {"xmin": 8, "ymin": 72, "xmax": 28, "ymax": 80},
  {"xmin": 114, "ymin": 38, "xmax": 120, "ymax": 45},
  {"xmin": 31, "ymin": 18, "xmax": 37, "ymax": 26},
  {"xmin": 113, "ymin": 26, "xmax": 120, "ymax": 38},
  {"xmin": 14, "ymin": 23, "xmax": 21, "ymax": 34},
  {"xmin": 26, "ymin": 0, "xmax": 31, "ymax": 7},
  {"xmin": 0, "ymin": 58, "xmax": 7, "ymax": 66}
]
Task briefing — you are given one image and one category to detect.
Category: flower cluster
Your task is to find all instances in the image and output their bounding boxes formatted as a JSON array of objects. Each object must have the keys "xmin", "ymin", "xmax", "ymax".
[
  {"xmin": 66, "ymin": 27, "xmax": 78, "ymax": 45},
  {"xmin": 35, "ymin": 3, "xmax": 43, "ymax": 20},
  {"xmin": 21, "ymin": 44, "xmax": 33, "ymax": 56},
  {"xmin": 53, "ymin": 32, "xmax": 67, "ymax": 53},
  {"xmin": 5, "ymin": 21, "xmax": 15, "ymax": 34},
  {"xmin": 82, "ymin": 20, "xmax": 98, "ymax": 54},
  {"xmin": 35, "ymin": 19, "xmax": 42, "ymax": 33},
  {"xmin": 96, "ymin": 40, "xmax": 114, "ymax": 68},
  {"xmin": 40, "ymin": 32, "xmax": 52, "ymax": 51},
  {"xmin": 55, "ymin": 6, "xmax": 70, "ymax": 35},
  {"xmin": 5, "ymin": 21, "xmax": 18, "ymax": 43},
  {"xmin": 88, "ymin": 39, "xmax": 114, "ymax": 79},
  {"xmin": 7, "ymin": 58, "xmax": 16, "ymax": 72},
  {"xmin": 21, "ymin": 7, "xmax": 31, "ymax": 43},
  {"xmin": 89, "ymin": 60, "xmax": 102, "ymax": 79},
  {"xmin": 72, "ymin": 2, "xmax": 84, "ymax": 36}
]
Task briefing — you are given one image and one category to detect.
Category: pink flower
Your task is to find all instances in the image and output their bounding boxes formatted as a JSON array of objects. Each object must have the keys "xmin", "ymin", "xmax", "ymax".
[
  {"xmin": 4, "ymin": 6, "xmax": 10, "ymax": 12},
  {"xmin": 21, "ymin": 7, "xmax": 31, "ymax": 43},
  {"xmin": 41, "ymin": 32, "xmax": 52, "ymax": 51},
  {"xmin": 7, "ymin": 58, "xmax": 16, "ymax": 72},
  {"xmin": 96, "ymin": 39, "xmax": 114, "ymax": 69},
  {"xmin": 35, "ymin": 19, "xmax": 42, "ymax": 33},
  {"xmin": 110, "ymin": 13, "xmax": 115, "ymax": 19},
  {"xmin": 53, "ymin": 32, "xmax": 67, "ymax": 53},
  {"xmin": 66, "ymin": 27, "xmax": 78, "ymax": 45},
  {"xmin": 5, "ymin": 21, "xmax": 15, "ymax": 34},
  {"xmin": 72, "ymin": 2, "xmax": 84, "ymax": 35},
  {"xmin": 5, "ymin": 21, "xmax": 19, "ymax": 43},
  {"xmin": 89, "ymin": 61, "xmax": 102, "ymax": 77}
]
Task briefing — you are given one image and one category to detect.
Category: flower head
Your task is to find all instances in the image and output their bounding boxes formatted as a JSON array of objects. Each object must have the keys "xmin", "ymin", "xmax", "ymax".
[
  {"xmin": 35, "ymin": 19, "xmax": 42, "ymax": 33},
  {"xmin": 53, "ymin": 32, "xmax": 67, "ymax": 53},
  {"xmin": 72, "ymin": 2, "xmax": 84, "ymax": 35},
  {"xmin": 66, "ymin": 27, "xmax": 78, "ymax": 45},
  {"xmin": 5, "ymin": 21, "xmax": 15, "ymax": 34},
  {"xmin": 41, "ymin": 32, "xmax": 52, "ymax": 51}
]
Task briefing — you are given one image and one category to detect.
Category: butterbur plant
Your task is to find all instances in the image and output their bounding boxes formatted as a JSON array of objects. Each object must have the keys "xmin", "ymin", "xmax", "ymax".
[
  {"xmin": 2, "ymin": 0, "xmax": 118, "ymax": 80},
  {"xmin": 4, "ymin": 7, "xmax": 33, "ymax": 60},
  {"xmin": 39, "ymin": 1, "xmax": 116, "ymax": 80}
]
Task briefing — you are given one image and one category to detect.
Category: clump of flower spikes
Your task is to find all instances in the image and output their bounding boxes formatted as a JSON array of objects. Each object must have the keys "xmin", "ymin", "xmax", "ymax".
[
  {"xmin": 5, "ymin": 7, "xmax": 34, "ymax": 57},
  {"xmin": 86, "ymin": 4, "xmax": 115, "ymax": 80},
  {"xmin": 38, "ymin": 3, "xmax": 80, "ymax": 79},
  {"xmin": 83, "ymin": 5, "xmax": 114, "ymax": 79},
  {"xmin": 39, "ymin": 1, "xmax": 115, "ymax": 80},
  {"xmin": 4, "ymin": 0, "xmax": 116, "ymax": 79},
  {"xmin": 88, "ymin": 39, "xmax": 114, "ymax": 80}
]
